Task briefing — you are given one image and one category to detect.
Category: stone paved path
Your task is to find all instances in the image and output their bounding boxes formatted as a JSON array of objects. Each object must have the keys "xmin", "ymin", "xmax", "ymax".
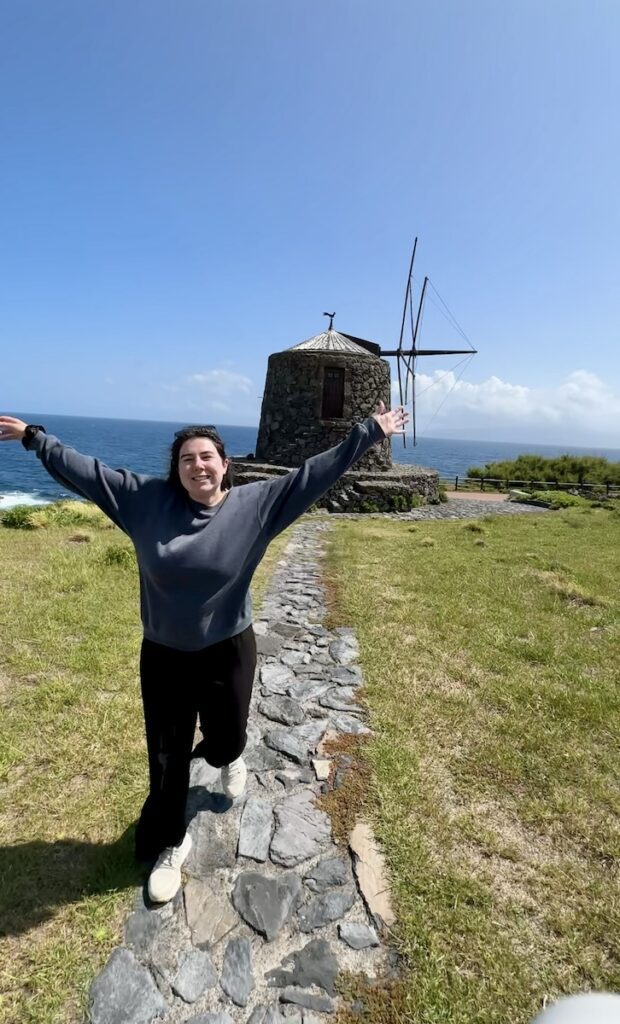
[
  {"xmin": 312, "ymin": 496, "xmax": 548, "ymax": 522},
  {"xmin": 88, "ymin": 521, "xmax": 395, "ymax": 1024}
]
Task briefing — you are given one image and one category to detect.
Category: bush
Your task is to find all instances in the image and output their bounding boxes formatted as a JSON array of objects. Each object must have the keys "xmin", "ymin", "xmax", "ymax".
[
  {"xmin": 463, "ymin": 521, "xmax": 485, "ymax": 533},
  {"xmin": 0, "ymin": 505, "xmax": 39, "ymax": 529},
  {"xmin": 467, "ymin": 453, "xmax": 620, "ymax": 487},
  {"xmin": 43, "ymin": 501, "xmax": 109, "ymax": 528},
  {"xmin": 438, "ymin": 484, "xmax": 448, "ymax": 503},
  {"xmin": 102, "ymin": 544, "xmax": 136, "ymax": 568},
  {"xmin": 516, "ymin": 490, "xmax": 585, "ymax": 510}
]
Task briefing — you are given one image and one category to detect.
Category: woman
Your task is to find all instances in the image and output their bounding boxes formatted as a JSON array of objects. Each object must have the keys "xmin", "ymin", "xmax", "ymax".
[{"xmin": 0, "ymin": 403, "xmax": 408, "ymax": 902}]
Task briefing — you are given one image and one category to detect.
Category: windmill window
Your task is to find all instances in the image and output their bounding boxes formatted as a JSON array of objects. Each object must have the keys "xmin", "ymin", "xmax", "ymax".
[{"xmin": 321, "ymin": 367, "xmax": 345, "ymax": 418}]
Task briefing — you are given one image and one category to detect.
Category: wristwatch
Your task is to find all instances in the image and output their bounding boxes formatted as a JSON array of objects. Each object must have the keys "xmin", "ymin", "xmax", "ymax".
[{"xmin": 21, "ymin": 424, "xmax": 46, "ymax": 449}]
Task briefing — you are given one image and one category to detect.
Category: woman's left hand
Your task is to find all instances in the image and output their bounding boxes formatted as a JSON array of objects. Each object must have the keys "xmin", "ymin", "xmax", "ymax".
[{"xmin": 371, "ymin": 401, "xmax": 410, "ymax": 437}]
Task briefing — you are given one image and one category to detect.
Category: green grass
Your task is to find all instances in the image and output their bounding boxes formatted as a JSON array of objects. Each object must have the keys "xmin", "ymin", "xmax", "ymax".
[
  {"xmin": 325, "ymin": 507, "xmax": 620, "ymax": 1024},
  {"xmin": 0, "ymin": 503, "xmax": 289, "ymax": 1024}
]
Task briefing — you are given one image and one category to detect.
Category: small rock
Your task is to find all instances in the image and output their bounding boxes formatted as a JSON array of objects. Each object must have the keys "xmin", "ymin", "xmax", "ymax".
[
  {"xmin": 270, "ymin": 791, "xmax": 331, "ymax": 867},
  {"xmin": 311, "ymin": 758, "xmax": 331, "ymax": 781},
  {"xmin": 232, "ymin": 871, "xmax": 302, "ymax": 941},
  {"xmin": 318, "ymin": 687, "xmax": 361, "ymax": 713},
  {"xmin": 123, "ymin": 908, "xmax": 164, "ymax": 958},
  {"xmin": 89, "ymin": 948, "xmax": 167, "ymax": 1024},
  {"xmin": 280, "ymin": 987, "xmax": 334, "ymax": 1014},
  {"xmin": 328, "ymin": 639, "xmax": 358, "ymax": 665},
  {"xmin": 297, "ymin": 887, "xmax": 356, "ymax": 932},
  {"xmin": 172, "ymin": 948, "xmax": 218, "ymax": 1002},
  {"xmin": 256, "ymin": 635, "xmax": 284, "ymax": 657},
  {"xmin": 238, "ymin": 796, "xmax": 273, "ymax": 862},
  {"xmin": 221, "ymin": 937, "xmax": 255, "ymax": 1007},
  {"xmin": 185, "ymin": 1014, "xmax": 235, "ymax": 1024},
  {"xmin": 338, "ymin": 922, "xmax": 380, "ymax": 949},
  {"xmin": 330, "ymin": 713, "xmax": 370, "ymax": 735},
  {"xmin": 265, "ymin": 729, "xmax": 309, "ymax": 765},
  {"xmin": 349, "ymin": 820, "xmax": 395, "ymax": 928},
  {"xmin": 184, "ymin": 878, "xmax": 238, "ymax": 947},
  {"xmin": 259, "ymin": 696, "xmax": 305, "ymax": 726},
  {"xmin": 303, "ymin": 857, "xmax": 349, "ymax": 893},
  {"xmin": 265, "ymin": 938, "xmax": 339, "ymax": 995},
  {"xmin": 245, "ymin": 745, "xmax": 284, "ymax": 771}
]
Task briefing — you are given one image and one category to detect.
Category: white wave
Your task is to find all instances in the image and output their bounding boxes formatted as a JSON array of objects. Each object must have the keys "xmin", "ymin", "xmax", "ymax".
[{"xmin": 0, "ymin": 492, "xmax": 53, "ymax": 509}]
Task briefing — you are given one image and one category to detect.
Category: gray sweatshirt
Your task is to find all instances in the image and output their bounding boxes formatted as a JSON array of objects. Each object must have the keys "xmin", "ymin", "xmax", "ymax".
[{"xmin": 27, "ymin": 418, "xmax": 385, "ymax": 651}]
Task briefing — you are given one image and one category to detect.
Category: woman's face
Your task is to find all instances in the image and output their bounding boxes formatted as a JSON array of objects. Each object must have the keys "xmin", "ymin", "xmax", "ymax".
[{"xmin": 178, "ymin": 437, "xmax": 229, "ymax": 504}]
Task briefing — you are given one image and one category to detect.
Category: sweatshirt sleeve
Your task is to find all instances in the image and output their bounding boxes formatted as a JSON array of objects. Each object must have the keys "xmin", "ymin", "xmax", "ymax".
[
  {"xmin": 257, "ymin": 417, "xmax": 386, "ymax": 539},
  {"xmin": 26, "ymin": 432, "xmax": 145, "ymax": 534}
]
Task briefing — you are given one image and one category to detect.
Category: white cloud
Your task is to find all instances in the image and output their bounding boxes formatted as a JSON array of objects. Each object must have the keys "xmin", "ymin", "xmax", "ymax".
[
  {"xmin": 187, "ymin": 369, "xmax": 253, "ymax": 395},
  {"xmin": 392, "ymin": 369, "xmax": 620, "ymax": 444},
  {"xmin": 157, "ymin": 368, "xmax": 256, "ymax": 422}
]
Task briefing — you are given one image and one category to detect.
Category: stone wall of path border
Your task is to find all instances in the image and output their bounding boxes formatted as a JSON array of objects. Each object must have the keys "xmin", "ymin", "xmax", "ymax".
[{"xmin": 87, "ymin": 520, "xmax": 398, "ymax": 1024}]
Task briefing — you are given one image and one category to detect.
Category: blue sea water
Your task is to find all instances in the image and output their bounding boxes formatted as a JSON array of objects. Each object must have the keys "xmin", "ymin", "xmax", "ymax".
[{"xmin": 1, "ymin": 411, "xmax": 619, "ymax": 509}]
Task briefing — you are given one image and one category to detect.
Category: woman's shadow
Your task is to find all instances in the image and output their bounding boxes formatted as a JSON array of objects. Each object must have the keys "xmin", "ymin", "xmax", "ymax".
[{"xmin": 0, "ymin": 780, "xmax": 231, "ymax": 939}]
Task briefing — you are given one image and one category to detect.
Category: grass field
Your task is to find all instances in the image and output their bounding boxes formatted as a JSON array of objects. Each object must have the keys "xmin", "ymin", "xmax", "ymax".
[
  {"xmin": 324, "ymin": 507, "xmax": 620, "ymax": 1024},
  {"xmin": 0, "ymin": 505, "xmax": 288, "ymax": 1024}
]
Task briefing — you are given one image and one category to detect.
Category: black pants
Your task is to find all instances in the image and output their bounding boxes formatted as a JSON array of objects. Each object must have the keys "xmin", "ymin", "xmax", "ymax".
[{"xmin": 134, "ymin": 625, "xmax": 257, "ymax": 862}]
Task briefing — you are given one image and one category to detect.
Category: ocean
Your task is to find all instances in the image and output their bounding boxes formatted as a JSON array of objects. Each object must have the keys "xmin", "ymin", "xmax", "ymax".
[{"xmin": 1, "ymin": 411, "xmax": 619, "ymax": 509}]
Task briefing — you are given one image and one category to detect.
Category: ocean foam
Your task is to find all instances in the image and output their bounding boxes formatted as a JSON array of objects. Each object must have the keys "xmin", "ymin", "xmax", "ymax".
[{"xmin": 0, "ymin": 492, "xmax": 52, "ymax": 509}]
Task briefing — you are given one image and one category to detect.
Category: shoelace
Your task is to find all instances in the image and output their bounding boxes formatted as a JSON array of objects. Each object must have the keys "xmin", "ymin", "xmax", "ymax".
[{"xmin": 156, "ymin": 844, "xmax": 185, "ymax": 870}]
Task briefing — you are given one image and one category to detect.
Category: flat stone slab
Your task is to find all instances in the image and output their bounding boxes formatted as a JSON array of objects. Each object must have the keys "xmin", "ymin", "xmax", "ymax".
[
  {"xmin": 260, "ymin": 664, "xmax": 296, "ymax": 695},
  {"xmin": 286, "ymin": 679, "xmax": 330, "ymax": 702},
  {"xmin": 264, "ymin": 729, "xmax": 309, "ymax": 765},
  {"xmin": 238, "ymin": 796, "xmax": 274, "ymax": 862},
  {"xmin": 349, "ymin": 820, "xmax": 396, "ymax": 928},
  {"xmin": 338, "ymin": 922, "xmax": 380, "ymax": 949},
  {"xmin": 318, "ymin": 686, "xmax": 361, "ymax": 712},
  {"xmin": 185, "ymin": 1014, "xmax": 234, "ymax": 1024},
  {"xmin": 265, "ymin": 938, "xmax": 339, "ymax": 995},
  {"xmin": 232, "ymin": 871, "xmax": 302, "ymax": 941},
  {"xmin": 312, "ymin": 758, "xmax": 331, "ymax": 781},
  {"xmin": 270, "ymin": 791, "xmax": 331, "ymax": 867},
  {"xmin": 245, "ymin": 744, "xmax": 284, "ymax": 771},
  {"xmin": 256, "ymin": 634, "xmax": 285, "ymax": 657},
  {"xmin": 172, "ymin": 948, "xmax": 218, "ymax": 1002},
  {"xmin": 330, "ymin": 712, "xmax": 370, "ymax": 735},
  {"xmin": 124, "ymin": 908, "xmax": 165, "ymax": 959},
  {"xmin": 184, "ymin": 878, "xmax": 238, "ymax": 948},
  {"xmin": 89, "ymin": 947, "xmax": 167, "ymax": 1024},
  {"xmin": 186, "ymin": 812, "xmax": 238, "ymax": 875},
  {"xmin": 303, "ymin": 856, "xmax": 350, "ymax": 893},
  {"xmin": 328, "ymin": 639, "xmax": 358, "ymax": 665},
  {"xmin": 297, "ymin": 886, "xmax": 356, "ymax": 932},
  {"xmin": 280, "ymin": 987, "xmax": 335, "ymax": 1014},
  {"xmin": 220, "ymin": 936, "xmax": 255, "ymax": 1007},
  {"xmin": 330, "ymin": 666, "xmax": 363, "ymax": 686},
  {"xmin": 258, "ymin": 695, "xmax": 305, "ymax": 726}
]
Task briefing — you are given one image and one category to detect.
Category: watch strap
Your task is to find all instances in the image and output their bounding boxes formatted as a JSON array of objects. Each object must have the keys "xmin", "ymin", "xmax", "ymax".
[{"xmin": 21, "ymin": 424, "xmax": 46, "ymax": 450}]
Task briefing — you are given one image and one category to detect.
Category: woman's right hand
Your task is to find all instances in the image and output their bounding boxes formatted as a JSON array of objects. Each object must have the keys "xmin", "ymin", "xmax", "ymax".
[{"xmin": 0, "ymin": 416, "xmax": 28, "ymax": 442}]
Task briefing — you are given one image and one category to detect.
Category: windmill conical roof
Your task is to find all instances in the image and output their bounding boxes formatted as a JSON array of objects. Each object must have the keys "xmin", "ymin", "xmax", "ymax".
[{"xmin": 286, "ymin": 329, "xmax": 374, "ymax": 356}]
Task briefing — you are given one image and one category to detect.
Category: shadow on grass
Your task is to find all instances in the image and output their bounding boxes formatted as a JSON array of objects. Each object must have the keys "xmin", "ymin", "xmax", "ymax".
[{"xmin": 0, "ymin": 783, "xmax": 233, "ymax": 938}]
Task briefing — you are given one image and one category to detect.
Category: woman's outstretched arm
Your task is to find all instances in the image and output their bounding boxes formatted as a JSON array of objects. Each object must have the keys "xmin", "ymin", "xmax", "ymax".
[
  {"xmin": 257, "ymin": 402, "xmax": 409, "ymax": 539},
  {"xmin": 0, "ymin": 416, "xmax": 146, "ymax": 534}
]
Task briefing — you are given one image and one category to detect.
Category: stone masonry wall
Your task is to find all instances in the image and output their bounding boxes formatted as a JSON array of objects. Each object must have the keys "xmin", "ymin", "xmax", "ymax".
[{"xmin": 255, "ymin": 351, "xmax": 392, "ymax": 472}]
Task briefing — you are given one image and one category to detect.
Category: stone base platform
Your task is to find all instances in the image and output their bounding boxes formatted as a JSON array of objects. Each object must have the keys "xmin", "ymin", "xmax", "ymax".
[{"xmin": 230, "ymin": 460, "xmax": 439, "ymax": 514}]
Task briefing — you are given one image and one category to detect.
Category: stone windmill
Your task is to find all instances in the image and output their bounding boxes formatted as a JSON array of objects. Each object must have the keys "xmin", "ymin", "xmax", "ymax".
[{"xmin": 233, "ymin": 318, "xmax": 439, "ymax": 513}]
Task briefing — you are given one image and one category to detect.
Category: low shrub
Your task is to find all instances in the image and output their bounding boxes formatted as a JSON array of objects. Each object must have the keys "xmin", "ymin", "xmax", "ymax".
[
  {"xmin": 102, "ymin": 544, "xmax": 136, "ymax": 569},
  {"xmin": 438, "ymin": 484, "xmax": 448, "ymax": 503},
  {"xmin": 0, "ymin": 505, "xmax": 39, "ymax": 529},
  {"xmin": 516, "ymin": 490, "xmax": 585, "ymax": 510}
]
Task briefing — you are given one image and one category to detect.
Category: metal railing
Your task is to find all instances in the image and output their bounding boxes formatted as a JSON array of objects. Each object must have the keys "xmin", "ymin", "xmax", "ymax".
[{"xmin": 445, "ymin": 476, "xmax": 620, "ymax": 497}]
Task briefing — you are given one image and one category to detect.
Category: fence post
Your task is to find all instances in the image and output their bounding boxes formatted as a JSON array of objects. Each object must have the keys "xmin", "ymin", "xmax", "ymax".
[
  {"xmin": 481, "ymin": 476, "xmax": 485, "ymax": 492},
  {"xmin": 455, "ymin": 475, "xmax": 459, "ymax": 491}
]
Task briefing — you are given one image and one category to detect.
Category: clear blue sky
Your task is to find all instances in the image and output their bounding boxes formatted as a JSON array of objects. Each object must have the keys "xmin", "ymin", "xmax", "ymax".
[{"xmin": 2, "ymin": 0, "xmax": 619, "ymax": 444}]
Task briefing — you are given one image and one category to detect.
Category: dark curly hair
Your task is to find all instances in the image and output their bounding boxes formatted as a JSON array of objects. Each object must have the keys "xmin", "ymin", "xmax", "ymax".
[{"xmin": 167, "ymin": 425, "xmax": 233, "ymax": 492}]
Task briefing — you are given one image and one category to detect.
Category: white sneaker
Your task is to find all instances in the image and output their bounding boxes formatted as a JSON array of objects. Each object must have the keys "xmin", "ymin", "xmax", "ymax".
[
  {"xmin": 148, "ymin": 832, "xmax": 192, "ymax": 903},
  {"xmin": 221, "ymin": 756, "xmax": 247, "ymax": 798}
]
